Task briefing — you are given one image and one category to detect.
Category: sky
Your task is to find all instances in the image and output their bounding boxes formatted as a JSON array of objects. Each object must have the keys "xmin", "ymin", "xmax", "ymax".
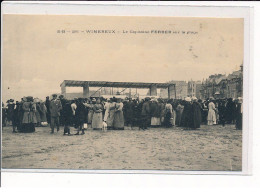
[{"xmin": 2, "ymin": 15, "xmax": 243, "ymax": 102}]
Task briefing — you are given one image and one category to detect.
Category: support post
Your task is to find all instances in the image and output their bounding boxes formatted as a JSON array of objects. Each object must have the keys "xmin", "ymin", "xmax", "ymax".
[
  {"xmin": 168, "ymin": 85, "xmax": 175, "ymax": 99},
  {"xmin": 83, "ymin": 82, "xmax": 90, "ymax": 98},
  {"xmin": 61, "ymin": 82, "xmax": 66, "ymax": 98}
]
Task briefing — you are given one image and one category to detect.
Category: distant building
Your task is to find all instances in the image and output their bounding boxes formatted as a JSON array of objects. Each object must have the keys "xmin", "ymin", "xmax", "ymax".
[
  {"xmin": 200, "ymin": 64, "xmax": 243, "ymax": 99},
  {"xmin": 160, "ymin": 81, "xmax": 188, "ymax": 99}
]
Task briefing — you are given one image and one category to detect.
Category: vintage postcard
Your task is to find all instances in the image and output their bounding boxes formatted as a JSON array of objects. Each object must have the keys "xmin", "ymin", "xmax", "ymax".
[{"xmin": 1, "ymin": 4, "xmax": 250, "ymax": 174}]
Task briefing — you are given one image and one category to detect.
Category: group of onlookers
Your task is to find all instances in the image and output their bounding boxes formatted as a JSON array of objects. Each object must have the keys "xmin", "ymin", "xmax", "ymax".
[{"xmin": 2, "ymin": 94, "xmax": 243, "ymax": 134}]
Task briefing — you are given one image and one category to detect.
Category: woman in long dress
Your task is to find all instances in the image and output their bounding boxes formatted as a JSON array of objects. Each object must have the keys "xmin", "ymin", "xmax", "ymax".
[
  {"xmin": 207, "ymin": 100, "xmax": 217, "ymax": 125},
  {"xmin": 106, "ymin": 98, "xmax": 117, "ymax": 129},
  {"xmin": 176, "ymin": 102, "xmax": 184, "ymax": 126},
  {"xmin": 113, "ymin": 98, "xmax": 124, "ymax": 130},
  {"xmin": 150, "ymin": 99, "xmax": 161, "ymax": 127},
  {"xmin": 21, "ymin": 96, "xmax": 37, "ymax": 133},
  {"xmin": 164, "ymin": 100, "xmax": 173, "ymax": 128},
  {"xmin": 86, "ymin": 101, "xmax": 94, "ymax": 126},
  {"xmin": 91, "ymin": 98, "xmax": 103, "ymax": 130}
]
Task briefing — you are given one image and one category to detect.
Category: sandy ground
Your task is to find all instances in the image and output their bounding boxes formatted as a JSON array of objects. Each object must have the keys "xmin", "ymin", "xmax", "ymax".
[{"xmin": 1, "ymin": 124, "xmax": 242, "ymax": 171}]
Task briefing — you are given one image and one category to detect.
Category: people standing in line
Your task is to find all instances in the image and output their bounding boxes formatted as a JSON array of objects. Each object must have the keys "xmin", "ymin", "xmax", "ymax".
[
  {"xmin": 191, "ymin": 97, "xmax": 202, "ymax": 129},
  {"xmin": 49, "ymin": 94, "xmax": 62, "ymax": 134},
  {"xmin": 114, "ymin": 98, "xmax": 124, "ymax": 130},
  {"xmin": 207, "ymin": 98, "xmax": 217, "ymax": 126},
  {"xmin": 92, "ymin": 98, "xmax": 103, "ymax": 130}
]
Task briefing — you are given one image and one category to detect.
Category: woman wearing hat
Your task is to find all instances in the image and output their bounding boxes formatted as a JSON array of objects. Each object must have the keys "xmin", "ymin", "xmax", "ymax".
[{"xmin": 92, "ymin": 98, "xmax": 103, "ymax": 130}]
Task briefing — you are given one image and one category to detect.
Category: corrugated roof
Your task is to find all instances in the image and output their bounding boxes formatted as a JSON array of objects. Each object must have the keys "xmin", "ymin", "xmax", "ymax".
[{"xmin": 61, "ymin": 80, "xmax": 174, "ymax": 88}]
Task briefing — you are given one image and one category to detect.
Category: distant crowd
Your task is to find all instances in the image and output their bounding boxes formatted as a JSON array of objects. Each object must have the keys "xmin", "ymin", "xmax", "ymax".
[{"xmin": 2, "ymin": 94, "xmax": 243, "ymax": 135}]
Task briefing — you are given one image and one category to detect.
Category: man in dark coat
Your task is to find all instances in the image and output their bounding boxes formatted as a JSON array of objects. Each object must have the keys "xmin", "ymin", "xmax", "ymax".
[
  {"xmin": 7, "ymin": 99, "xmax": 17, "ymax": 133},
  {"xmin": 59, "ymin": 95, "xmax": 66, "ymax": 126},
  {"xmin": 49, "ymin": 94, "xmax": 62, "ymax": 133},
  {"xmin": 45, "ymin": 96, "xmax": 51, "ymax": 124},
  {"xmin": 123, "ymin": 98, "xmax": 135, "ymax": 128},
  {"xmin": 63, "ymin": 100, "xmax": 73, "ymax": 135},
  {"xmin": 74, "ymin": 98, "xmax": 87, "ymax": 135}
]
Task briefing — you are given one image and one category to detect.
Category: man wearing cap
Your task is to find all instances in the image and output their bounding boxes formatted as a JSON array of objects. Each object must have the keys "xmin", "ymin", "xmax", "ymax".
[{"xmin": 49, "ymin": 94, "xmax": 62, "ymax": 133}]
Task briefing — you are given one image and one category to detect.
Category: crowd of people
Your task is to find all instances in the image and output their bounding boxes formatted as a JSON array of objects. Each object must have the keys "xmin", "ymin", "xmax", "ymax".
[{"xmin": 2, "ymin": 94, "xmax": 243, "ymax": 135}]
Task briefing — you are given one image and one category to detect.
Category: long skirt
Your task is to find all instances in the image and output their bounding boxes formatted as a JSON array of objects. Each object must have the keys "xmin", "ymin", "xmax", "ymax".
[
  {"xmin": 87, "ymin": 110, "xmax": 94, "ymax": 124},
  {"xmin": 236, "ymin": 113, "xmax": 242, "ymax": 130},
  {"xmin": 107, "ymin": 110, "xmax": 115, "ymax": 128},
  {"xmin": 151, "ymin": 117, "xmax": 161, "ymax": 126},
  {"xmin": 171, "ymin": 110, "xmax": 176, "ymax": 126},
  {"xmin": 114, "ymin": 111, "xmax": 124, "ymax": 129},
  {"xmin": 207, "ymin": 109, "xmax": 216, "ymax": 125},
  {"xmin": 164, "ymin": 112, "xmax": 172, "ymax": 128},
  {"xmin": 92, "ymin": 112, "xmax": 103, "ymax": 129}
]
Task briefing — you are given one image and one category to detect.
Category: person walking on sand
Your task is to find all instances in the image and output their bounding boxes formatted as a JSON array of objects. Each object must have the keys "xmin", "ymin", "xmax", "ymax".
[{"xmin": 49, "ymin": 94, "xmax": 62, "ymax": 134}]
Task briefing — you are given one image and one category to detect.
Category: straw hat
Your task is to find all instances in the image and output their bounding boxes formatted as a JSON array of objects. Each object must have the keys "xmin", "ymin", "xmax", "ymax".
[{"xmin": 185, "ymin": 97, "xmax": 191, "ymax": 102}]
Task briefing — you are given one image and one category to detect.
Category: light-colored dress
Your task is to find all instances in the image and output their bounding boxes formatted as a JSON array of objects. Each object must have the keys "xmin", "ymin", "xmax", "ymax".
[
  {"xmin": 106, "ymin": 102, "xmax": 116, "ymax": 127},
  {"xmin": 92, "ymin": 104, "xmax": 103, "ymax": 129},
  {"xmin": 85, "ymin": 104, "xmax": 94, "ymax": 124},
  {"xmin": 207, "ymin": 102, "xmax": 216, "ymax": 125},
  {"xmin": 113, "ymin": 102, "xmax": 124, "ymax": 129}
]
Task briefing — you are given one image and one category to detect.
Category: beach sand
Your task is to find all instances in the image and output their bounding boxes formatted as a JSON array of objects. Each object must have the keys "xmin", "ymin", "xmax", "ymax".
[{"xmin": 2, "ymin": 124, "xmax": 242, "ymax": 171}]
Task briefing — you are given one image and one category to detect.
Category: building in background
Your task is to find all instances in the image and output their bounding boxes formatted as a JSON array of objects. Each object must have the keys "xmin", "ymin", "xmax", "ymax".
[
  {"xmin": 200, "ymin": 64, "xmax": 243, "ymax": 99},
  {"xmin": 160, "ymin": 81, "xmax": 188, "ymax": 99}
]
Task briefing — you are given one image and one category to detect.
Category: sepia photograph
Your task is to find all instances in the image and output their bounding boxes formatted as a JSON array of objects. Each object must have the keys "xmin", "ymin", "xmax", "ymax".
[{"xmin": 2, "ymin": 12, "xmax": 245, "ymax": 172}]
